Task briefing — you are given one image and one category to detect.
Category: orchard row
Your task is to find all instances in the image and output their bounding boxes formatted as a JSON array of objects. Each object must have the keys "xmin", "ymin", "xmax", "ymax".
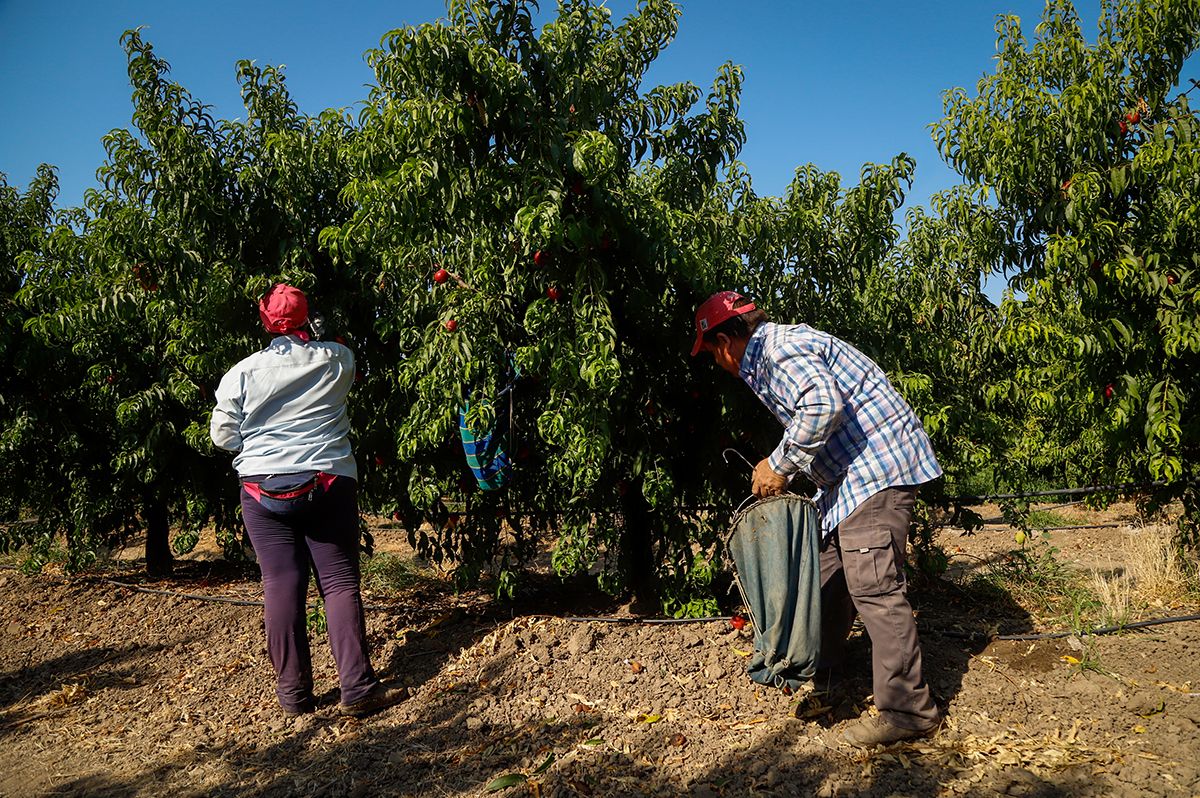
[{"xmin": 1, "ymin": 0, "xmax": 1197, "ymax": 611}]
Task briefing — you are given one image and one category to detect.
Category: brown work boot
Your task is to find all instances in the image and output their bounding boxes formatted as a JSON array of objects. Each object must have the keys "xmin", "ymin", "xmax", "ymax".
[
  {"xmin": 339, "ymin": 683, "xmax": 409, "ymax": 718},
  {"xmin": 840, "ymin": 715, "xmax": 939, "ymax": 748}
]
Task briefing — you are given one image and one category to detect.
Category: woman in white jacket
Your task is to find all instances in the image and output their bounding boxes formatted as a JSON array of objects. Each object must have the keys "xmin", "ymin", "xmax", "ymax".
[{"xmin": 211, "ymin": 284, "xmax": 403, "ymax": 718}]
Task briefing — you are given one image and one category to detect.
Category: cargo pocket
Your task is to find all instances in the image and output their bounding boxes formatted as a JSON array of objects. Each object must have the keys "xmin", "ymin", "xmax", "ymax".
[{"xmin": 839, "ymin": 528, "xmax": 903, "ymax": 598}]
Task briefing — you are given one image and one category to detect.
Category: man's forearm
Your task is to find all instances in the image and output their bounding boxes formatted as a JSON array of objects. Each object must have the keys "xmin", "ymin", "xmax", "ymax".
[{"xmin": 768, "ymin": 402, "xmax": 844, "ymax": 477}]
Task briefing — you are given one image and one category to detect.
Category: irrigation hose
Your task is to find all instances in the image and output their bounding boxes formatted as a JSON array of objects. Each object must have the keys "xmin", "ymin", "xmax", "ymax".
[
  {"xmin": 100, "ymin": 578, "xmax": 409, "ymax": 613},
  {"xmin": 934, "ymin": 480, "xmax": 1170, "ymax": 505},
  {"xmin": 1024, "ymin": 523, "xmax": 1127, "ymax": 532},
  {"xmin": 2, "ymin": 566, "xmax": 1190, "ymax": 639},
  {"xmin": 551, "ymin": 615, "xmax": 731, "ymax": 625},
  {"xmin": 931, "ymin": 613, "xmax": 1200, "ymax": 642},
  {"xmin": 102, "ymin": 579, "xmax": 266, "ymax": 608},
  {"xmin": 98, "ymin": 578, "xmax": 1200, "ymax": 642}
]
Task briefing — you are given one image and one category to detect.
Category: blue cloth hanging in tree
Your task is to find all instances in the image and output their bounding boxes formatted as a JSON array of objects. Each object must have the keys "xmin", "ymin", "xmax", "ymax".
[
  {"xmin": 459, "ymin": 407, "xmax": 511, "ymax": 490},
  {"xmin": 458, "ymin": 376, "xmax": 516, "ymax": 489},
  {"xmin": 459, "ymin": 359, "xmax": 520, "ymax": 491}
]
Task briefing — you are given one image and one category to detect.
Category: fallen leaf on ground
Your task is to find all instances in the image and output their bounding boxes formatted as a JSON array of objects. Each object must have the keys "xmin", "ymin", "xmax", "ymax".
[{"xmin": 484, "ymin": 773, "xmax": 527, "ymax": 792}]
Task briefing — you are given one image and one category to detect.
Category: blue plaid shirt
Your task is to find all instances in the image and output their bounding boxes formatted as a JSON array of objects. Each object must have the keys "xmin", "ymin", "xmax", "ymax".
[{"xmin": 740, "ymin": 323, "xmax": 942, "ymax": 537}]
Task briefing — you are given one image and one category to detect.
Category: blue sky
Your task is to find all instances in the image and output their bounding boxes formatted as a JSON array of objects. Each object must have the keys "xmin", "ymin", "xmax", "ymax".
[{"xmin": 1, "ymin": 2, "xmax": 1195, "ymax": 228}]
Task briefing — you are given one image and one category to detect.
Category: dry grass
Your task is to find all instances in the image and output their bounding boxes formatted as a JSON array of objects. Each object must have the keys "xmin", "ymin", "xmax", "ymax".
[
  {"xmin": 1089, "ymin": 568, "xmax": 1133, "ymax": 628},
  {"xmin": 878, "ymin": 716, "xmax": 1119, "ymax": 792},
  {"xmin": 447, "ymin": 616, "xmax": 544, "ymax": 675},
  {"xmin": 1089, "ymin": 524, "xmax": 1198, "ymax": 625},
  {"xmin": 44, "ymin": 682, "xmax": 89, "ymax": 709}
]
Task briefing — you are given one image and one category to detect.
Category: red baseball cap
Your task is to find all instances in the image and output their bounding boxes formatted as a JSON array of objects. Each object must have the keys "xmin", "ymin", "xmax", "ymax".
[
  {"xmin": 258, "ymin": 284, "xmax": 309, "ymax": 334},
  {"xmin": 690, "ymin": 291, "xmax": 757, "ymax": 356}
]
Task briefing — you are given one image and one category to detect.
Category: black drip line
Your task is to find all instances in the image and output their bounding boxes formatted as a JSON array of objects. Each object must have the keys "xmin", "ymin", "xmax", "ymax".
[{"xmin": 100, "ymin": 578, "xmax": 1200, "ymax": 642}]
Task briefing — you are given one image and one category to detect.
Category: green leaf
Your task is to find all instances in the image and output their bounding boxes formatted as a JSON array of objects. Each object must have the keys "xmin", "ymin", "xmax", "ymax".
[{"xmin": 484, "ymin": 773, "xmax": 528, "ymax": 792}]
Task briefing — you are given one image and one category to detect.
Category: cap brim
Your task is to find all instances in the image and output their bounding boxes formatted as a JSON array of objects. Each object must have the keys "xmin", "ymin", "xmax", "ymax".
[{"xmin": 690, "ymin": 332, "xmax": 704, "ymax": 357}]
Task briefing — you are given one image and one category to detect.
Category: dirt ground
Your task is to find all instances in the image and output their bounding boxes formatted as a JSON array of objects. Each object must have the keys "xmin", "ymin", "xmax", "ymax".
[{"xmin": 1, "ymin": 502, "xmax": 1198, "ymax": 797}]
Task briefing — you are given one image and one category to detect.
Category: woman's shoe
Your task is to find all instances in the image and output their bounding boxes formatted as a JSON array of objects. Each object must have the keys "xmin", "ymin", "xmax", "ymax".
[{"xmin": 339, "ymin": 683, "xmax": 409, "ymax": 718}]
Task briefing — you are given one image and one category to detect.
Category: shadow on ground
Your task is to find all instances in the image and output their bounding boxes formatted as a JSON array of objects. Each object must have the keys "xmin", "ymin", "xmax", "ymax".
[{"xmin": 23, "ymin": 552, "xmax": 1102, "ymax": 798}]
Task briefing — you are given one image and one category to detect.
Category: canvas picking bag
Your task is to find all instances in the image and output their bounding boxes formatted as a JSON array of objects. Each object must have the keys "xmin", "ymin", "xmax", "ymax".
[{"xmin": 727, "ymin": 494, "xmax": 823, "ymax": 692}]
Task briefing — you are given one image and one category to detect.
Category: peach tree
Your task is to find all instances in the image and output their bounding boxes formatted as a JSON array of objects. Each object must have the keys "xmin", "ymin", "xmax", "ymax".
[
  {"xmin": 732, "ymin": 158, "xmax": 1004, "ymax": 489},
  {"xmin": 321, "ymin": 0, "xmax": 758, "ymax": 610},
  {"xmin": 16, "ymin": 31, "xmax": 359, "ymax": 573},
  {"xmin": 0, "ymin": 167, "xmax": 120, "ymax": 570},
  {"xmin": 933, "ymin": 0, "xmax": 1200, "ymax": 540},
  {"xmin": 728, "ymin": 159, "xmax": 1008, "ymax": 575}
]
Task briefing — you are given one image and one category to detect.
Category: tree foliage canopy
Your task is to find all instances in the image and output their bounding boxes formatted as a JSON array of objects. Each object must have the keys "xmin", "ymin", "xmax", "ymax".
[{"xmin": 2, "ymin": 0, "xmax": 1198, "ymax": 602}]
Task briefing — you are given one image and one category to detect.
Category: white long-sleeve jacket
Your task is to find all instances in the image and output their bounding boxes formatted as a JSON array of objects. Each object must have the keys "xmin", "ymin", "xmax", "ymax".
[{"xmin": 210, "ymin": 335, "xmax": 358, "ymax": 480}]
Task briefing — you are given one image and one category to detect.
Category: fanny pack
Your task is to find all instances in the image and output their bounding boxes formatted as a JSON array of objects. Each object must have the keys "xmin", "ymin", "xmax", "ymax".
[{"xmin": 242, "ymin": 471, "xmax": 338, "ymax": 514}]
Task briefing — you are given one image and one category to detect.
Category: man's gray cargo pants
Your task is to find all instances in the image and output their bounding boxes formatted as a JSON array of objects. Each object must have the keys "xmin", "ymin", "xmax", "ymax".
[{"xmin": 820, "ymin": 486, "xmax": 940, "ymax": 731}]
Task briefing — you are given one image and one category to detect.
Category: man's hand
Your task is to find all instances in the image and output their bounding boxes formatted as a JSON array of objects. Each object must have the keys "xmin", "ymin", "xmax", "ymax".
[{"xmin": 751, "ymin": 458, "xmax": 789, "ymax": 498}]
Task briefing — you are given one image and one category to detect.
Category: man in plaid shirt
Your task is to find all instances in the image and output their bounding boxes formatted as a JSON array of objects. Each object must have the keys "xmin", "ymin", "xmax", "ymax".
[{"xmin": 692, "ymin": 290, "xmax": 943, "ymax": 747}]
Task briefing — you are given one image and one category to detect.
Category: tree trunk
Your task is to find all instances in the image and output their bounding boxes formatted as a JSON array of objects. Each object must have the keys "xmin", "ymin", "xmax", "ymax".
[
  {"xmin": 619, "ymin": 488, "xmax": 658, "ymax": 611},
  {"xmin": 144, "ymin": 499, "xmax": 173, "ymax": 577}
]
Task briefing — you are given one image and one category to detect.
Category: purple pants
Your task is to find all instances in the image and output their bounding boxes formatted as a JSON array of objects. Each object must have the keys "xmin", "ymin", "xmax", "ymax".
[{"xmin": 240, "ymin": 476, "xmax": 378, "ymax": 710}]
